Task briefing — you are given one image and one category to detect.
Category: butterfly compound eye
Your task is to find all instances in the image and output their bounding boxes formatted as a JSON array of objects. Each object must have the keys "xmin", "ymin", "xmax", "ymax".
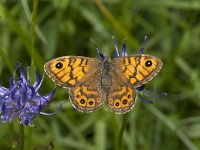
[
  {"xmin": 55, "ymin": 62, "xmax": 63, "ymax": 69},
  {"xmin": 145, "ymin": 60, "xmax": 152, "ymax": 67}
]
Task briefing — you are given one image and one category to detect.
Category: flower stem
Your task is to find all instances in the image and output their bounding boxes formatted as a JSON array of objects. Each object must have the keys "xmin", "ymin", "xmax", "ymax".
[
  {"xmin": 31, "ymin": 0, "xmax": 38, "ymax": 44},
  {"xmin": 118, "ymin": 114, "xmax": 128, "ymax": 150},
  {"xmin": 8, "ymin": 123, "xmax": 14, "ymax": 149},
  {"xmin": 19, "ymin": 124, "xmax": 24, "ymax": 150},
  {"xmin": 27, "ymin": 127, "xmax": 32, "ymax": 150},
  {"xmin": 31, "ymin": 0, "xmax": 38, "ymax": 67}
]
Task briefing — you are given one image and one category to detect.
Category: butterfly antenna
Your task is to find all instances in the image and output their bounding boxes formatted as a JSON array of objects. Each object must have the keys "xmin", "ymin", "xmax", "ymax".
[
  {"xmin": 112, "ymin": 36, "xmax": 120, "ymax": 57},
  {"xmin": 139, "ymin": 35, "xmax": 148, "ymax": 54},
  {"xmin": 90, "ymin": 38, "xmax": 101, "ymax": 48},
  {"xmin": 90, "ymin": 38, "xmax": 106, "ymax": 61}
]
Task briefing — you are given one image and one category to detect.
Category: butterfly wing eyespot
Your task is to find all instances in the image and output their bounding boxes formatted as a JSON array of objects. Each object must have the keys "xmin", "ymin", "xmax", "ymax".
[
  {"xmin": 44, "ymin": 56, "xmax": 100, "ymax": 87},
  {"xmin": 114, "ymin": 99, "xmax": 121, "ymax": 108},
  {"xmin": 113, "ymin": 54, "xmax": 163, "ymax": 87},
  {"xmin": 145, "ymin": 60, "xmax": 153, "ymax": 67},
  {"xmin": 55, "ymin": 62, "xmax": 63, "ymax": 69}
]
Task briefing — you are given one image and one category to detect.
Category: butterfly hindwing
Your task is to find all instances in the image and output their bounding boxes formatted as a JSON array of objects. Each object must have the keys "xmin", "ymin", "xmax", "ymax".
[
  {"xmin": 69, "ymin": 70, "xmax": 105, "ymax": 112},
  {"xmin": 107, "ymin": 70, "xmax": 136, "ymax": 114}
]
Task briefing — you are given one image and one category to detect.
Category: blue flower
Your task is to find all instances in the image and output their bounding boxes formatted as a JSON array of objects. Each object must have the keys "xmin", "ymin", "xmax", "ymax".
[{"xmin": 0, "ymin": 64, "xmax": 56, "ymax": 125}]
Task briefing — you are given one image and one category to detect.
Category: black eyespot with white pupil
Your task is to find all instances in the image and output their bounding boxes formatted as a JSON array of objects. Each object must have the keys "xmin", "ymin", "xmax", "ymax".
[
  {"xmin": 145, "ymin": 60, "xmax": 152, "ymax": 67},
  {"xmin": 115, "ymin": 102, "xmax": 119, "ymax": 106},
  {"xmin": 55, "ymin": 62, "xmax": 63, "ymax": 69},
  {"xmin": 123, "ymin": 99, "xmax": 127, "ymax": 104},
  {"xmin": 80, "ymin": 99, "xmax": 85, "ymax": 104},
  {"xmin": 89, "ymin": 101, "xmax": 93, "ymax": 105}
]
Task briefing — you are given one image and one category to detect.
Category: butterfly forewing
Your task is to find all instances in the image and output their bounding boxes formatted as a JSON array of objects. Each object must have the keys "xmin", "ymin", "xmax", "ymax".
[
  {"xmin": 44, "ymin": 56, "xmax": 101, "ymax": 87},
  {"xmin": 112, "ymin": 54, "xmax": 163, "ymax": 87}
]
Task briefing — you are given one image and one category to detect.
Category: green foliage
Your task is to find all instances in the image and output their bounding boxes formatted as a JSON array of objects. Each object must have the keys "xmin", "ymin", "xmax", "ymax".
[{"xmin": 0, "ymin": 0, "xmax": 200, "ymax": 149}]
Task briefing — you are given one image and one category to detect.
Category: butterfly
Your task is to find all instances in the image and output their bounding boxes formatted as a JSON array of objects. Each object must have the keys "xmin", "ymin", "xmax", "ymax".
[{"xmin": 44, "ymin": 39, "xmax": 163, "ymax": 114}]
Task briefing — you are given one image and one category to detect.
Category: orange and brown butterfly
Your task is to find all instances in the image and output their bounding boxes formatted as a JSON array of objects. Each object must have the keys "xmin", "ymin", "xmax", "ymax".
[{"xmin": 44, "ymin": 37, "xmax": 163, "ymax": 114}]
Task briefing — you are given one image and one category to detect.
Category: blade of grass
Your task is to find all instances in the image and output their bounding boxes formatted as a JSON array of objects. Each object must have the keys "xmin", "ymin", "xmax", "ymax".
[
  {"xmin": 146, "ymin": 105, "xmax": 198, "ymax": 150},
  {"xmin": 118, "ymin": 114, "xmax": 128, "ymax": 150},
  {"xmin": 21, "ymin": 0, "xmax": 47, "ymax": 44},
  {"xmin": 0, "ymin": 49, "xmax": 14, "ymax": 73},
  {"xmin": 95, "ymin": 0, "xmax": 140, "ymax": 49}
]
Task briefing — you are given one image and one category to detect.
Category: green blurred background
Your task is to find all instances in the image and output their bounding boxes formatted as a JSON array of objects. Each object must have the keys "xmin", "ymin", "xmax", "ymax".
[{"xmin": 0, "ymin": 0, "xmax": 200, "ymax": 150}]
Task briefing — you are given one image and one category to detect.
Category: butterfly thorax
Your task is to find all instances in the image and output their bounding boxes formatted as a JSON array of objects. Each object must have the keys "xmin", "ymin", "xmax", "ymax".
[{"xmin": 101, "ymin": 60, "xmax": 112, "ymax": 96}]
